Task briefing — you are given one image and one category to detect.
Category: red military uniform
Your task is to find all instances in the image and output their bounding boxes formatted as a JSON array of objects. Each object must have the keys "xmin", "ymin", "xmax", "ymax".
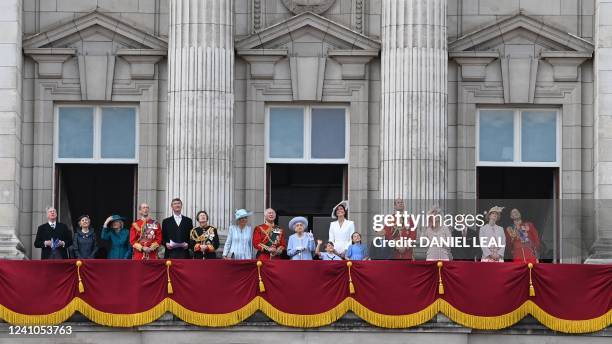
[
  {"xmin": 506, "ymin": 221, "xmax": 541, "ymax": 263},
  {"xmin": 383, "ymin": 217, "xmax": 416, "ymax": 260},
  {"xmin": 130, "ymin": 218, "xmax": 162, "ymax": 260},
  {"xmin": 253, "ymin": 223, "xmax": 287, "ymax": 260}
]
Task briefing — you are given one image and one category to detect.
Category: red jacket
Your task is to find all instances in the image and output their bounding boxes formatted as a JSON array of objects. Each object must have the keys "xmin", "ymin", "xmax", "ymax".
[
  {"xmin": 253, "ymin": 223, "xmax": 287, "ymax": 260},
  {"xmin": 130, "ymin": 218, "xmax": 162, "ymax": 260},
  {"xmin": 506, "ymin": 221, "xmax": 541, "ymax": 263},
  {"xmin": 383, "ymin": 217, "xmax": 416, "ymax": 260}
]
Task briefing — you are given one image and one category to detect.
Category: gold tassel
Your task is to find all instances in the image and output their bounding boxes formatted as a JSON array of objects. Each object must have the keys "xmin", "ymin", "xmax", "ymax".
[
  {"xmin": 347, "ymin": 261, "xmax": 355, "ymax": 294},
  {"xmin": 76, "ymin": 260, "xmax": 85, "ymax": 294},
  {"xmin": 528, "ymin": 263, "xmax": 535, "ymax": 297},
  {"xmin": 257, "ymin": 261, "xmax": 266, "ymax": 293},
  {"xmin": 437, "ymin": 261, "xmax": 444, "ymax": 295},
  {"xmin": 166, "ymin": 260, "xmax": 173, "ymax": 295}
]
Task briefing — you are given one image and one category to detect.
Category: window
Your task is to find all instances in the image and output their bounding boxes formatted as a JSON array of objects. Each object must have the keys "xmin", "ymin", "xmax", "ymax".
[
  {"xmin": 55, "ymin": 105, "xmax": 138, "ymax": 163},
  {"xmin": 266, "ymin": 105, "xmax": 348, "ymax": 163},
  {"xmin": 477, "ymin": 109, "xmax": 559, "ymax": 166}
]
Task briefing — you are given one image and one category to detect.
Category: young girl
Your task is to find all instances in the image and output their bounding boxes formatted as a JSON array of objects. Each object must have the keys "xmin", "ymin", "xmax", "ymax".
[
  {"xmin": 287, "ymin": 217, "xmax": 315, "ymax": 260},
  {"xmin": 315, "ymin": 240, "xmax": 342, "ymax": 260},
  {"xmin": 345, "ymin": 232, "xmax": 369, "ymax": 260}
]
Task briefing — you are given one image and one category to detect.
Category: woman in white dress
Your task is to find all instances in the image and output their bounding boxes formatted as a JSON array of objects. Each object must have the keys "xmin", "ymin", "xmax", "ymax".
[
  {"xmin": 480, "ymin": 206, "xmax": 506, "ymax": 262},
  {"xmin": 328, "ymin": 200, "xmax": 355, "ymax": 257}
]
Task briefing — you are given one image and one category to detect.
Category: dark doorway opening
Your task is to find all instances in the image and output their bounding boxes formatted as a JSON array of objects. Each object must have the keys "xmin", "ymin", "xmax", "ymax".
[
  {"xmin": 267, "ymin": 164, "xmax": 346, "ymax": 243},
  {"xmin": 477, "ymin": 167, "xmax": 558, "ymax": 262},
  {"xmin": 56, "ymin": 164, "xmax": 137, "ymax": 258}
]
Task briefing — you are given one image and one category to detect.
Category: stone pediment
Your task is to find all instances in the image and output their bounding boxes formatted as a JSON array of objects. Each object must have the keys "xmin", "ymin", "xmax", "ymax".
[
  {"xmin": 235, "ymin": 11, "xmax": 380, "ymax": 52},
  {"xmin": 449, "ymin": 13, "xmax": 592, "ymax": 103},
  {"xmin": 236, "ymin": 12, "xmax": 379, "ymax": 101},
  {"xmin": 23, "ymin": 9, "xmax": 167, "ymax": 50},
  {"xmin": 23, "ymin": 10, "xmax": 167, "ymax": 100},
  {"xmin": 449, "ymin": 12, "xmax": 593, "ymax": 53}
]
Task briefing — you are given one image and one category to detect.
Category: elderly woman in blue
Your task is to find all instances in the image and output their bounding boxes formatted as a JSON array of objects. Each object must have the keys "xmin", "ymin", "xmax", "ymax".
[
  {"xmin": 287, "ymin": 217, "xmax": 316, "ymax": 260},
  {"xmin": 223, "ymin": 209, "xmax": 254, "ymax": 260}
]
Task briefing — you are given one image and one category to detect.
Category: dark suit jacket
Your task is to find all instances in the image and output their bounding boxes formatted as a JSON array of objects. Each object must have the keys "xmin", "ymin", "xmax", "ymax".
[
  {"xmin": 34, "ymin": 222, "xmax": 73, "ymax": 259},
  {"xmin": 162, "ymin": 215, "xmax": 194, "ymax": 259},
  {"xmin": 451, "ymin": 227, "xmax": 481, "ymax": 261}
]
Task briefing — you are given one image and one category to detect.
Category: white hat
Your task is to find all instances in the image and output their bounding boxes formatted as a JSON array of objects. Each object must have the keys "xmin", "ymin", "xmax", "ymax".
[{"xmin": 331, "ymin": 200, "xmax": 349, "ymax": 219}]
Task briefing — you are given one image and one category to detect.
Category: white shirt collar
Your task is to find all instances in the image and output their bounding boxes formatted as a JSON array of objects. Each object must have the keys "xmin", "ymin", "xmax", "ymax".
[{"xmin": 48, "ymin": 221, "xmax": 56, "ymax": 227}]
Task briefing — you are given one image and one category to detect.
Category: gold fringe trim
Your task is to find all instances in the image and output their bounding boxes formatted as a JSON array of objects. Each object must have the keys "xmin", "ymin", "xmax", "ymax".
[
  {"xmin": 350, "ymin": 298, "xmax": 439, "ymax": 328},
  {"xmin": 527, "ymin": 301, "xmax": 612, "ymax": 334},
  {"xmin": 439, "ymin": 299, "xmax": 528, "ymax": 330},
  {"xmin": 0, "ymin": 297, "xmax": 610, "ymax": 332},
  {"xmin": 169, "ymin": 298, "xmax": 259, "ymax": 327},
  {"xmin": 259, "ymin": 297, "xmax": 350, "ymax": 328}
]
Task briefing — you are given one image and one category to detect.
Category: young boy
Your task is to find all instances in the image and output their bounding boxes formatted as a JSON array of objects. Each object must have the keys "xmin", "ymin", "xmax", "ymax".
[{"xmin": 315, "ymin": 240, "xmax": 342, "ymax": 260}]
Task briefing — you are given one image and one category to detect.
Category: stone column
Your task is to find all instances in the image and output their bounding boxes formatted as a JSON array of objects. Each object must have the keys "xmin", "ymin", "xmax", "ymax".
[
  {"xmin": 167, "ymin": 0, "xmax": 234, "ymax": 231},
  {"xmin": 0, "ymin": 0, "xmax": 25, "ymax": 259},
  {"xmin": 588, "ymin": 0, "xmax": 612, "ymax": 263},
  {"xmin": 379, "ymin": 0, "xmax": 448, "ymax": 204}
]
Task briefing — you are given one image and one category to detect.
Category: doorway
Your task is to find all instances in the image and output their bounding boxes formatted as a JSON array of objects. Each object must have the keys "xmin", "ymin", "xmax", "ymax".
[
  {"xmin": 56, "ymin": 164, "xmax": 137, "ymax": 258},
  {"xmin": 267, "ymin": 163, "xmax": 346, "ymax": 243},
  {"xmin": 477, "ymin": 167, "xmax": 558, "ymax": 262}
]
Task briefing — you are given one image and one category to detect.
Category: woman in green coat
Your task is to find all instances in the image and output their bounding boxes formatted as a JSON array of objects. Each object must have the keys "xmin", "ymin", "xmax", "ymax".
[{"xmin": 101, "ymin": 215, "xmax": 132, "ymax": 259}]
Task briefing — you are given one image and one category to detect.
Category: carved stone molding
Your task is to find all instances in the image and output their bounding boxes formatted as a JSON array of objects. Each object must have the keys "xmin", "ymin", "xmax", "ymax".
[
  {"xmin": 449, "ymin": 51, "xmax": 498, "ymax": 82},
  {"xmin": 117, "ymin": 49, "xmax": 166, "ymax": 80},
  {"xmin": 541, "ymin": 51, "xmax": 591, "ymax": 82},
  {"xmin": 24, "ymin": 48, "xmax": 76, "ymax": 79},
  {"xmin": 290, "ymin": 56, "xmax": 326, "ymax": 100},
  {"xmin": 328, "ymin": 49, "xmax": 378, "ymax": 79},
  {"xmin": 236, "ymin": 49, "xmax": 288, "ymax": 79},
  {"xmin": 281, "ymin": 0, "xmax": 336, "ymax": 14}
]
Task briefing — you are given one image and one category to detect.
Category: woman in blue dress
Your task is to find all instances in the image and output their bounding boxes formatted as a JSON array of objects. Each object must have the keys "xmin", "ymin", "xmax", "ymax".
[
  {"xmin": 101, "ymin": 215, "xmax": 132, "ymax": 259},
  {"xmin": 223, "ymin": 209, "xmax": 254, "ymax": 260},
  {"xmin": 287, "ymin": 217, "xmax": 315, "ymax": 260}
]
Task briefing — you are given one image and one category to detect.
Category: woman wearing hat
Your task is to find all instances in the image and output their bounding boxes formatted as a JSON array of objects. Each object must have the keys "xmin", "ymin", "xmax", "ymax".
[
  {"xmin": 328, "ymin": 201, "xmax": 355, "ymax": 257},
  {"xmin": 287, "ymin": 216, "xmax": 315, "ymax": 260},
  {"xmin": 70, "ymin": 215, "xmax": 99, "ymax": 259},
  {"xmin": 480, "ymin": 206, "xmax": 506, "ymax": 262},
  {"xmin": 423, "ymin": 207, "xmax": 452, "ymax": 261},
  {"xmin": 222, "ymin": 209, "xmax": 254, "ymax": 260},
  {"xmin": 101, "ymin": 215, "xmax": 132, "ymax": 259}
]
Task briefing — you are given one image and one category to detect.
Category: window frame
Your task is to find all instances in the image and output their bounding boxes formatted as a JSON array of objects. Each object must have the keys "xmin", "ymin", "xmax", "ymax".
[
  {"xmin": 54, "ymin": 104, "xmax": 139, "ymax": 164},
  {"xmin": 265, "ymin": 104, "xmax": 349, "ymax": 164},
  {"xmin": 476, "ymin": 108, "xmax": 561, "ymax": 167}
]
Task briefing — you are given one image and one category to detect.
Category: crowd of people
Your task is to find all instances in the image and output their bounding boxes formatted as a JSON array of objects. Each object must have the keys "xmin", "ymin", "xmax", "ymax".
[{"xmin": 33, "ymin": 198, "xmax": 541, "ymax": 263}]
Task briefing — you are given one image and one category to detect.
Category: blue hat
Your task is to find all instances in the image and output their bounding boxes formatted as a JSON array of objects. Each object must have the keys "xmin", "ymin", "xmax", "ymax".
[
  {"xmin": 110, "ymin": 214, "xmax": 126, "ymax": 222},
  {"xmin": 234, "ymin": 209, "xmax": 253, "ymax": 221},
  {"xmin": 288, "ymin": 216, "xmax": 308, "ymax": 231}
]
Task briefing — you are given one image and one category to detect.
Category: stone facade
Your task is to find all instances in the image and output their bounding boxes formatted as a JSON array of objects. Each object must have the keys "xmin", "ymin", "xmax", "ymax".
[{"xmin": 0, "ymin": 0, "xmax": 607, "ymax": 265}]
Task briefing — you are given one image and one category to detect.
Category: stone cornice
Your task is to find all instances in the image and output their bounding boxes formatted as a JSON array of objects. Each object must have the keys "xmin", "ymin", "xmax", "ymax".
[
  {"xmin": 23, "ymin": 9, "xmax": 168, "ymax": 50},
  {"xmin": 448, "ymin": 12, "xmax": 594, "ymax": 53},
  {"xmin": 235, "ymin": 11, "xmax": 381, "ymax": 51}
]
